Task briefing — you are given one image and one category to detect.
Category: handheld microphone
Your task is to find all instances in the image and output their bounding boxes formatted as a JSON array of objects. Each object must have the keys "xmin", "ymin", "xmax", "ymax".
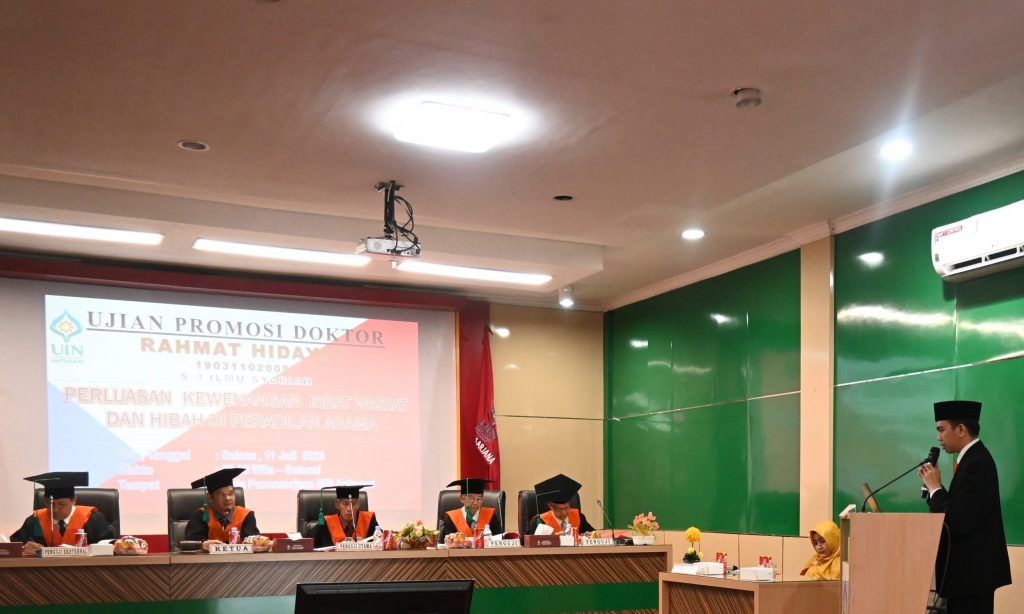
[{"xmin": 861, "ymin": 447, "xmax": 941, "ymax": 512}]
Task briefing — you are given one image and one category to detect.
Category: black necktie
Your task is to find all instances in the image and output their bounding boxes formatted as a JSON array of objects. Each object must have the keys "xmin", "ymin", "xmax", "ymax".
[{"xmin": 58, "ymin": 520, "xmax": 67, "ymax": 535}]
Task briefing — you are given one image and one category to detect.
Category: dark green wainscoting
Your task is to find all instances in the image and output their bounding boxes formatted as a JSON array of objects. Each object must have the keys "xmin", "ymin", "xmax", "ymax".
[
  {"xmin": 834, "ymin": 169, "xmax": 1024, "ymax": 544},
  {"xmin": 605, "ymin": 251, "xmax": 801, "ymax": 536},
  {"xmin": 0, "ymin": 583, "xmax": 658, "ymax": 614}
]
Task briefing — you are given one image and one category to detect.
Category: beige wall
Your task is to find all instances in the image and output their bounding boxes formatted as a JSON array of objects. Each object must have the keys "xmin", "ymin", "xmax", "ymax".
[
  {"xmin": 489, "ymin": 304, "xmax": 604, "ymax": 532},
  {"xmin": 800, "ymin": 237, "xmax": 834, "ymax": 534}
]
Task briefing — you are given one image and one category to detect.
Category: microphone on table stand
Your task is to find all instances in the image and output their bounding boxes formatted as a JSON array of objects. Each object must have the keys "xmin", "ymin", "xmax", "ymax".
[{"xmin": 596, "ymin": 499, "xmax": 630, "ymax": 544}]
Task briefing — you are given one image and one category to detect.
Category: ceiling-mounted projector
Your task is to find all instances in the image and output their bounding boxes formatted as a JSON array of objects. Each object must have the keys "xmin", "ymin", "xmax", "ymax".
[
  {"xmin": 357, "ymin": 237, "xmax": 421, "ymax": 257},
  {"xmin": 358, "ymin": 180, "xmax": 422, "ymax": 258}
]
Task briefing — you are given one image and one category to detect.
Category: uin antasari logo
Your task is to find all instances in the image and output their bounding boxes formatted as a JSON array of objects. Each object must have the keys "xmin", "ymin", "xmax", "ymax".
[
  {"xmin": 49, "ymin": 309, "xmax": 85, "ymax": 362},
  {"xmin": 50, "ymin": 309, "xmax": 83, "ymax": 342}
]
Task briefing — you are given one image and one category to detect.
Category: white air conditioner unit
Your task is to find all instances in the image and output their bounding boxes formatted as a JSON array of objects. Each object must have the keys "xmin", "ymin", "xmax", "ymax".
[{"xmin": 932, "ymin": 199, "xmax": 1024, "ymax": 282}]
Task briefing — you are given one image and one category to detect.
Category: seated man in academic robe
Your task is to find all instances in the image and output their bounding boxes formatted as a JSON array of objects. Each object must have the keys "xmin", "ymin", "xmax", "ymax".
[
  {"xmin": 527, "ymin": 473, "xmax": 595, "ymax": 535},
  {"xmin": 10, "ymin": 471, "xmax": 116, "ymax": 556},
  {"xmin": 183, "ymin": 467, "xmax": 260, "ymax": 550},
  {"xmin": 313, "ymin": 484, "xmax": 380, "ymax": 547},
  {"xmin": 440, "ymin": 478, "xmax": 502, "ymax": 541}
]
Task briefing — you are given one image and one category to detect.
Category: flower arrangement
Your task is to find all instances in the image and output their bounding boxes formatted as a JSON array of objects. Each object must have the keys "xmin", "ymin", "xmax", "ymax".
[
  {"xmin": 628, "ymin": 512, "xmax": 660, "ymax": 536},
  {"xmin": 683, "ymin": 526, "xmax": 703, "ymax": 564},
  {"xmin": 395, "ymin": 520, "xmax": 439, "ymax": 549}
]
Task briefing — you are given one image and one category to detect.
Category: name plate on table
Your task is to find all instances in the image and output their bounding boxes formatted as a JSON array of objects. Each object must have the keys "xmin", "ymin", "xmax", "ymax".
[
  {"xmin": 40, "ymin": 547, "xmax": 90, "ymax": 557},
  {"xmin": 580, "ymin": 537, "xmax": 615, "ymax": 547},
  {"xmin": 209, "ymin": 544, "xmax": 253, "ymax": 555},
  {"xmin": 272, "ymin": 538, "xmax": 313, "ymax": 553},
  {"xmin": 523, "ymin": 535, "xmax": 560, "ymax": 548},
  {"xmin": 336, "ymin": 541, "xmax": 376, "ymax": 550},
  {"xmin": 0, "ymin": 542, "xmax": 24, "ymax": 557},
  {"xmin": 484, "ymin": 538, "xmax": 522, "ymax": 549}
]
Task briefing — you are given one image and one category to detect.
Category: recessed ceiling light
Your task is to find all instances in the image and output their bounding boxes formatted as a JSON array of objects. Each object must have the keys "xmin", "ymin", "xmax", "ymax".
[
  {"xmin": 681, "ymin": 228, "xmax": 705, "ymax": 240},
  {"xmin": 397, "ymin": 260, "xmax": 551, "ymax": 285},
  {"xmin": 880, "ymin": 138, "xmax": 912, "ymax": 161},
  {"xmin": 553, "ymin": 195, "xmax": 574, "ymax": 201},
  {"xmin": 0, "ymin": 217, "xmax": 163, "ymax": 245},
  {"xmin": 858, "ymin": 252, "xmax": 885, "ymax": 267},
  {"xmin": 192, "ymin": 239, "xmax": 370, "ymax": 267},
  {"xmin": 177, "ymin": 140, "xmax": 210, "ymax": 152},
  {"xmin": 394, "ymin": 101, "xmax": 513, "ymax": 153}
]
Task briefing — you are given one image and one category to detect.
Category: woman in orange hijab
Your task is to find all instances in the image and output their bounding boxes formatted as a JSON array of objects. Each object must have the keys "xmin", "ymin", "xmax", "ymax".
[{"xmin": 800, "ymin": 520, "xmax": 841, "ymax": 580}]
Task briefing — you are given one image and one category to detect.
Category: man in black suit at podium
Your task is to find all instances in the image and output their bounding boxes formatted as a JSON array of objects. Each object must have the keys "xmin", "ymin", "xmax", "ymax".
[{"xmin": 918, "ymin": 400, "xmax": 1011, "ymax": 614}]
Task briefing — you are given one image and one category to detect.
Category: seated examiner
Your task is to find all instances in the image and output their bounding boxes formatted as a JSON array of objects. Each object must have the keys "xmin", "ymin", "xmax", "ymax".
[
  {"xmin": 183, "ymin": 468, "xmax": 260, "ymax": 550},
  {"xmin": 527, "ymin": 474, "xmax": 595, "ymax": 535},
  {"xmin": 313, "ymin": 484, "xmax": 380, "ymax": 547},
  {"xmin": 10, "ymin": 472, "xmax": 116, "ymax": 556},
  {"xmin": 440, "ymin": 478, "xmax": 502, "ymax": 541}
]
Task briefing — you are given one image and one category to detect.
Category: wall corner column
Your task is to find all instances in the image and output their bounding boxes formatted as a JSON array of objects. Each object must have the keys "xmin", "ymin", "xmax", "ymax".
[{"xmin": 799, "ymin": 237, "xmax": 835, "ymax": 534}]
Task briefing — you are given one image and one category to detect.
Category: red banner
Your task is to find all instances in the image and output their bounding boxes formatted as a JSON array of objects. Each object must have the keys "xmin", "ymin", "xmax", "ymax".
[{"xmin": 464, "ymin": 329, "xmax": 500, "ymax": 486}]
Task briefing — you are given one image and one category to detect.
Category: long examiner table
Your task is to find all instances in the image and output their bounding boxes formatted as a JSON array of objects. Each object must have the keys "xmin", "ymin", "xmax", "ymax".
[{"xmin": 0, "ymin": 545, "xmax": 671, "ymax": 614}]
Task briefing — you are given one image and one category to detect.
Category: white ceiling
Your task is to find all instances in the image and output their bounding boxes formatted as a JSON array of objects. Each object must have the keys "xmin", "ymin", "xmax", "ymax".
[{"xmin": 2, "ymin": 1, "xmax": 1024, "ymax": 310}]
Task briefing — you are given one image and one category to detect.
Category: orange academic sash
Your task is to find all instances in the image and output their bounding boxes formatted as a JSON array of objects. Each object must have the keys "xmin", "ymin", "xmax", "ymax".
[
  {"xmin": 33, "ymin": 506, "xmax": 96, "ymax": 546},
  {"xmin": 325, "ymin": 511, "xmax": 375, "ymax": 543},
  {"xmin": 446, "ymin": 507, "xmax": 494, "ymax": 537},
  {"xmin": 541, "ymin": 509, "xmax": 580, "ymax": 533},
  {"xmin": 205, "ymin": 506, "xmax": 252, "ymax": 542}
]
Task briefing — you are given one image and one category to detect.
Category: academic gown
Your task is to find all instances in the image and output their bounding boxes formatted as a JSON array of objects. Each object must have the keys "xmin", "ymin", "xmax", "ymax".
[
  {"xmin": 526, "ymin": 510, "xmax": 595, "ymax": 535},
  {"xmin": 439, "ymin": 507, "xmax": 503, "ymax": 541},
  {"xmin": 926, "ymin": 441, "xmax": 1012, "ymax": 598},
  {"xmin": 313, "ymin": 512, "xmax": 381, "ymax": 548},
  {"xmin": 10, "ymin": 508, "xmax": 116, "ymax": 546},
  {"xmin": 183, "ymin": 507, "xmax": 260, "ymax": 542}
]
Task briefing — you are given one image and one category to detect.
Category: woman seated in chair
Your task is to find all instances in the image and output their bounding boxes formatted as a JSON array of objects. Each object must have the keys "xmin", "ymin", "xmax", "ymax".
[{"xmin": 800, "ymin": 520, "xmax": 841, "ymax": 580}]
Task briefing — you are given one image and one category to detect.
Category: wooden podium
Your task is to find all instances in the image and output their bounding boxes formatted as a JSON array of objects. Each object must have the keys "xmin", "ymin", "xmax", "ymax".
[{"xmin": 841, "ymin": 513, "xmax": 943, "ymax": 614}]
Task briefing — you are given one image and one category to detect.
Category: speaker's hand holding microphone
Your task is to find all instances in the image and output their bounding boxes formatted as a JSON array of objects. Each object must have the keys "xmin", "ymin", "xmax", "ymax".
[{"xmin": 917, "ymin": 447, "xmax": 942, "ymax": 492}]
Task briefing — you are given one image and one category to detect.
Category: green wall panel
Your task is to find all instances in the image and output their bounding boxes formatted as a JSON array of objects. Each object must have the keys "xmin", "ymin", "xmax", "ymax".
[
  {"xmin": 834, "ymin": 370, "xmax": 955, "ymax": 517},
  {"xmin": 834, "ymin": 169, "xmax": 1024, "ymax": 544},
  {"xmin": 606, "ymin": 250, "xmax": 801, "ymax": 536},
  {"xmin": 607, "ymin": 295, "xmax": 675, "ymax": 416},
  {"xmin": 607, "ymin": 413, "xmax": 675, "ymax": 526},
  {"xmin": 834, "ymin": 218, "xmax": 956, "ymax": 384},
  {"xmin": 835, "ymin": 171, "xmax": 1024, "ymax": 384},
  {"xmin": 954, "ymin": 265, "xmax": 1024, "ymax": 365},
  {"xmin": 670, "ymin": 402, "xmax": 749, "ymax": 532},
  {"xmin": 954, "ymin": 359, "xmax": 1024, "ymax": 545},
  {"xmin": 747, "ymin": 395, "xmax": 800, "ymax": 535}
]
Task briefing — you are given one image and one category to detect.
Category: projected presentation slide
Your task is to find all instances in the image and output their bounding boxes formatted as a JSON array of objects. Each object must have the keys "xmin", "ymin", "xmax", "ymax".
[{"xmin": 44, "ymin": 294, "xmax": 423, "ymax": 533}]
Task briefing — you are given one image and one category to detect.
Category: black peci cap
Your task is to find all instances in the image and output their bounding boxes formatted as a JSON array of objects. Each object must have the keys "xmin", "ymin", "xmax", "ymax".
[
  {"xmin": 25, "ymin": 472, "xmax": 89, "ymax": 500},
  {"xmin": 934, "ymin": 400, "xmax": 982, "ymax": 422},
  {"xmin": 191, "ymin": 468, "xmax": 245, "ymax": 493},
  {"xmin": 447, "ymin": 478, "xmax": 492, "ymax": 495},
  {"xmin": 534, "ymin": 474, "xmax": 581, "ymax": 505}
]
